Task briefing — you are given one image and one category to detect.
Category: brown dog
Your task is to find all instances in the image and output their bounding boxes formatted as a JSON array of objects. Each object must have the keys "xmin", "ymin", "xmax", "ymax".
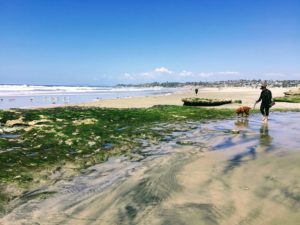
[{"xmin": 236, "ymin": 106, "xmax": 251, "ymax": 117}]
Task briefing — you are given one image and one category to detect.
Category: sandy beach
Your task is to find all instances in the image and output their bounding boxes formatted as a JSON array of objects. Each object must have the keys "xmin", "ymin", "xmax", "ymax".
[
  {"xmin": 2, "ymin": 0, "xmax": 300, "ymax": 224},
  {"xmin": 80, "ymin": 87, "xmax": 300, "ymax": 109},
  {"xmin": 1, "ymin": 87, "xmax": 300, "ymax": 225}
]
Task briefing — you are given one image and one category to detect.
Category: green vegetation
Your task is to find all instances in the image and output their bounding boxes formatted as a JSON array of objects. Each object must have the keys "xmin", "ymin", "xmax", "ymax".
[
  {"xmin": 182, "ymin": 98, "xmax": 232, "ymax": 106},
  {"xmin": 0, "ymin": 106, "xmax": 235, "ymax": 181},
  {"xmin": 233, "ymin": 100, "xmax": 242, "ymax": 104},
  {"xmin": 274, "ymin": 96, "xmax": 300, "ymax": 103},
  {"xmin": 0, "ymin": 106, "xmax": 234, "ymax": 184},
  {"xmin": 0, "ymin": 106, "xmax": 235, "ymax": 213}
]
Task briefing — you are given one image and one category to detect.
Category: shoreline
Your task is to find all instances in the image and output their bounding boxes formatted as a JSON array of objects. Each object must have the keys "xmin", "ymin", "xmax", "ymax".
[
  {"xmin": 0, "ymin": 86, "xmax": 180, "ymax": 110},
  {"xmin": 1, "ymin": 87, "xmax": 299, "ymax": 110}
]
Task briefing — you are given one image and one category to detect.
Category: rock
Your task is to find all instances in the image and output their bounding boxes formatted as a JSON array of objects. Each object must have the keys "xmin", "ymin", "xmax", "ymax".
[
  {"xmin": 129, "ymin": 153, "xmax": 144, "ymax": 162},
  {"xmin": 176, "ymin": 140, "xmax": 196, "ymax": 145},
  {"xmin": 88, "ymin": 141, "xmax": 96, "ymax": 146},
  {"xmin": 28, "ymin": 119, "xmax": 51, "ymax": 126},
  {"xmin": 284, "ymin": 86, "xmax": 300, "ymax": 96},
  {"xmin": 5, "ymin": 118, "xmax": 26, "ymax": 127},
  {"xmin": 182, "ymin": 97, "xmax": 232, "ymax": 106},
  {"xmin": 73, "ymin": 118, "xmax": 98, "ymax": 125},
  {"xmin": 2, "ymin": 127, "xmax": 22, "ymax": 133},
  {"xmin": 65, "ymin": 139, "xmax": 73, "ymax": 146},
  {"xmin": 85, "ymin": 161, "xmax": 93, "ymax": 167},
  {"xmin": 231, "ymin": 129, "xmax": 240, "ymax": 134}
]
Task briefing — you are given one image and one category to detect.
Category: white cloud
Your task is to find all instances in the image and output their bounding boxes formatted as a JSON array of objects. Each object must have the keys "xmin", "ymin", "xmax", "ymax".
[
  {"xmin": 154, "ymin": 67, "xmax": 173, "ymax": 74},
  {"xmin": 197, "ymin": 72, "xmax": 213, "ymax": 78},
  {"xmin": 216, "ymin": 71, "xmax": 240, "ymax": 75},
  {"xmin": 121, "ymin": 68, "xmax": 241, "ymax": 83},
  {"xmin": 138, "ymin": 67, "xmax": 173, "ymax": 79},
  {"xmin": 120, "ymin": 69, "xmax": 299, "ymax": 83},
  {"xmin": 179, "ymin": 70, "xmax": 193, "ymax": 77},
  {"xmin": 196, "ymin": 71, "xmax": 240, "ymax": 78},
  {"xmin": 141, "ymin": 72, "xmax": 155, "ymax": 79}
]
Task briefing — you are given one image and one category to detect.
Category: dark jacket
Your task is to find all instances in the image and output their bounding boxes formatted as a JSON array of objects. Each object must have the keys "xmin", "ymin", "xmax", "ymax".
[{"xmin": 257, "ymin": 89, "xmax": 272, "ymax": 106}]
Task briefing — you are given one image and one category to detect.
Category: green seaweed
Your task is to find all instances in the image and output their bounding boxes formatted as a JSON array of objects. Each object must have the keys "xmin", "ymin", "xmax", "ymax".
[
  {"xmin": 274, "ymin": 96, "xmax": 300, "ymax": 103},
  {"xmin": 0, "ymin": 106, "xmax": 235, "ymax": 213},
  {"xmin": 233, "ymin": 100, "xmax": 242, "ymax": 104},
  {"xmin": 0, "ymin": 110, "xmax": 21, "ymax": 124}
]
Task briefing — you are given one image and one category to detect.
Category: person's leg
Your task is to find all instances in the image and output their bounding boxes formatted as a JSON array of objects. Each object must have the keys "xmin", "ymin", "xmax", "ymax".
[
  {"xmin": 260, "ymin": 105, "xmax": 265, "ymax": 116},
  {"xmin": 265, "ymin": 107, "xmax": 269, "ymax": 116},
  {"xmin": 264, "ymin": 107, "xmax": 270, "ymax": 122},
  {"xmin": 260, "ymin": 105, "xmax": 265, "ymax": 120},
  {"xmin": 260, "ymin": 105, "xmax": 268, "ymax": 122}
]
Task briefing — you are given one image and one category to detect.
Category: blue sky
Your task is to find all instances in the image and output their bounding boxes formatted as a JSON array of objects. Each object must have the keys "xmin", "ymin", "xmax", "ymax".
[{"xmin": 0, "ymin": 0, "xmax": 299, "ymax": 85}]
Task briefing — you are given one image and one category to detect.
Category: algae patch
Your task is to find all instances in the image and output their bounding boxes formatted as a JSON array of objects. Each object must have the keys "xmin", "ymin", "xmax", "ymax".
[{"xmin": 0, "ymin": 106, "xmax": 235, "ymax": 214}]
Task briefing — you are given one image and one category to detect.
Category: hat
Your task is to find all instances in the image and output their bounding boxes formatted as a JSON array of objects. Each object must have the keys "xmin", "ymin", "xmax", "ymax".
[{"xmin": 261, "ymin": 81, "xmax": 267, "ymax": 87}]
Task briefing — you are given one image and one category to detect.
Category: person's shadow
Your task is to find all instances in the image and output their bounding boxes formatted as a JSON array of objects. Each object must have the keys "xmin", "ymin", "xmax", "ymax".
[{"xmin": 260, "ymin": 123, "xmax": 273, "ymax": 150}]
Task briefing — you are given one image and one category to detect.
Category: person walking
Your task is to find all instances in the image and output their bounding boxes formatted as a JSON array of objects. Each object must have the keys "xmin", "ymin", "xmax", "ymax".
[
  {"xmin": 195, "ymin": 88, "xmax": 199, "ymax": 95},
  {"xmin": 255, "ymin": 81, "xmax": 273, "ymax": 123}
]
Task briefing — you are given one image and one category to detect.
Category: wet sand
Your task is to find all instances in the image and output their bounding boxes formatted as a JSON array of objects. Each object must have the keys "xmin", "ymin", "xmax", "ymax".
[{"xmin": 1, "ymin": 112, "xmax": 300, "ymax": 225}]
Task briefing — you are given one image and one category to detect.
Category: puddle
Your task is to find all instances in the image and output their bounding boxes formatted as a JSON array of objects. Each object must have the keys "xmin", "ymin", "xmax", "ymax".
[
  {"xmin": 1, "ymin": 112, "xmax": 300, "ymax": 225},
  {"xmin": 0, "ymin": 133, "xmax": 20, "ymax": 139},
  {"xmin": 103, "ymin": 143, "xmax": 113, "ymax": 150}
]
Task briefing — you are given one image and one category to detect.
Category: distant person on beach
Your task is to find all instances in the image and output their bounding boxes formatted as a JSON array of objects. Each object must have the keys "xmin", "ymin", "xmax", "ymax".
[
  {"xmin": 255, "ymin": 81, "xmax": 273, "ymax": 123},
  {"xmin": 195, "ymin": 88, "xmax": 198, "ymax": 95}
]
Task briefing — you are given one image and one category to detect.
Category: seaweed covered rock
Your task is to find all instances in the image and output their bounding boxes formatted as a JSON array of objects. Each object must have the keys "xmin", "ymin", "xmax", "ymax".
[
  {"xmin": 274, "ymin": 96, "xmax": 300, "ymax": 103},
  {"xmin": 284, "ymin": 86, "xmax": 300, "ymax": 97},
  {"xmin": 274, "ymin": 86, "xmax": 300, "ymax": 103},
  {"xmin": 182, "ymin": 98, "xmax": 232, "ymax": 106}
]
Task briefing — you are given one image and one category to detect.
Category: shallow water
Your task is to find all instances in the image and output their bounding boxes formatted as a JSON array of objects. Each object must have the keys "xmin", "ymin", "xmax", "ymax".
[
  {"xmin": 0, "ymin": 134, "xmax": 20, "ymax": 139},
  {"xmin": 1, "ymin": 112, "xmax": 300, "ymax": 225}
]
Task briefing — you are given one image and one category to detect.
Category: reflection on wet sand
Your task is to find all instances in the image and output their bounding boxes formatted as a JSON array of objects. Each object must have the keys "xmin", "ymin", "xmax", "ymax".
[
  {"xmin": 234, "ymin": 118, "xmax": 249, "ymax": 129},
  {"xmin": 259, "ymin": 123, "xmax": 272, "ymax": 148},
  {"xmin": 1, "ymin": 112, "xmax": 300, "ymax": 225}
]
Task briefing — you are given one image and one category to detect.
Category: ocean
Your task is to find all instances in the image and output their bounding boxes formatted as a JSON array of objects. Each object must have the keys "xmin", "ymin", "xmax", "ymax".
[{"xmin": 0, "ymin": 85, "xmax": 177, "ymax": 109}]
